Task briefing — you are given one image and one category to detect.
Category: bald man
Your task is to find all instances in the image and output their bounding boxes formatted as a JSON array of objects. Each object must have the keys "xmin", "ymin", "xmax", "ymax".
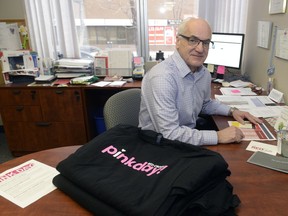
[{"xmin": 139, "ymin": 17, "xmax": 262, "ymax": 146}]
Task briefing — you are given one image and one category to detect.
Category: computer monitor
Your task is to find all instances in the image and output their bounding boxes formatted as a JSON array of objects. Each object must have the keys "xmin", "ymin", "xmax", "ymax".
[{"xmin": 204, "ymin": 33, "xmax": 245, "ymax": 69}]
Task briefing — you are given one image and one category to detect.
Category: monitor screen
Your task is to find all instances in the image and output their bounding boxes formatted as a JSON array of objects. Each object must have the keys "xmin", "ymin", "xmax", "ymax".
[{"xmin": 204, "ymin": 33, "xmax": 245, "ymax": 69}]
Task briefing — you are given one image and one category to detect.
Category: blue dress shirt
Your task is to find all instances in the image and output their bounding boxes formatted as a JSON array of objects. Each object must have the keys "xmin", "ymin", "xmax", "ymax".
[{"xmin": 139, "ymin": 50, "xmax": 230, "ymax": 146}]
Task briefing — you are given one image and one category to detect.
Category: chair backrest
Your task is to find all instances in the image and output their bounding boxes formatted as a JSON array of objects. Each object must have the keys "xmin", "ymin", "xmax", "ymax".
[{"xmin": 104, "ymin": 88, "xmax": 141, "ymax": 130}]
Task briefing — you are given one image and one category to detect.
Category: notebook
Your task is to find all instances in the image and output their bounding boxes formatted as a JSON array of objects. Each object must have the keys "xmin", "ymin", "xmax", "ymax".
[{"xmin": 247, "ymin": 151, "xmax": 288, "ymax": 173}]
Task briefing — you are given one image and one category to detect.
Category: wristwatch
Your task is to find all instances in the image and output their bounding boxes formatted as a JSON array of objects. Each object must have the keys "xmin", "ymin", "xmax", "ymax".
[{"xmin": 228, "ymin": 107, "xmax": 239, "ymax": 116}]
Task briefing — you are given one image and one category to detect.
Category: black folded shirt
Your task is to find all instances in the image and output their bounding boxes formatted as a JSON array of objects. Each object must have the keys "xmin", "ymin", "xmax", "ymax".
[{"xmin": 53, "ymin": 124, "xmax": 240, "ymax": 216}]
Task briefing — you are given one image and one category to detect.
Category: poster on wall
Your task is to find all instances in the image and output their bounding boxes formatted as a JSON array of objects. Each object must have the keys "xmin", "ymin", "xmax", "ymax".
[
  {"xmin": 257, "ymin": 21, "xmax": 273, "ymax": 49},
  {"xmin": 269, "ymin": 0, "xmax": 287, "ymax": 14},
  {"xmin": 275, "ymin": 29, "xmax": 288, "ymax": 60}
]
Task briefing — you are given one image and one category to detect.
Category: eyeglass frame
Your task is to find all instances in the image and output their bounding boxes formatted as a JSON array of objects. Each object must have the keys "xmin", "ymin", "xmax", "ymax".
[{"xmin": 178, "ymin": 34, "xmax": 214, "ymax": 49}]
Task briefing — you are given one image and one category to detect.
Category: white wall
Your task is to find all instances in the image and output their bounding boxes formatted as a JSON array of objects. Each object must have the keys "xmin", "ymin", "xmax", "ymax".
[
  {"xmin": 0, "ymin": 0, "xmax": 25, "ymax": 19},
  {"xmin": 244, "ymin": 0, "xmax": 288, "ymax": 103}
]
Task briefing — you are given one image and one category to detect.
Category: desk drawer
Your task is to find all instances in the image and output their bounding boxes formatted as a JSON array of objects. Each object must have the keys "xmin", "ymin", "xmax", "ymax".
[
  {"xmin": 0, "ymin": 106, "xmax": 42, "ymax": 122},
  {"xmin": 0, "ymin": 89, "xmax": 39, "ymax": 106},
  {"xmin": 5, "ymin": 121, "xmax": 87, "ymax": 155}
]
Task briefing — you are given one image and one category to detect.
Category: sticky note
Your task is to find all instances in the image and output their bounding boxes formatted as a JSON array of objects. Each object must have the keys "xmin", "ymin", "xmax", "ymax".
[
  {"xmin": 217, "ymin": 65, "xmax": 225, "ymax": 74},
  {"xmin": 207, "ymin": 64, "xmax": 214, "ymax": 72},
  {"xmin": 231, "ymin": 89, "xmax": 241, "ymax": 93}
]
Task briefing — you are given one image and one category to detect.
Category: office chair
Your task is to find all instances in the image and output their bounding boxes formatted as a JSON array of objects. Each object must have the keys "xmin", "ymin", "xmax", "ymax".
[{"xmin": 103, "ymin": 88, "xmax": 141, "ymax": 130}]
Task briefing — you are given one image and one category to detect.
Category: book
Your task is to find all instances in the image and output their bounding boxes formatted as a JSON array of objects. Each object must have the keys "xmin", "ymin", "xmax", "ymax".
[
  {"xmin": 247, "ymin": 151, "xmax": 288, "ymax": 173},
  {"xmin": 35, "ymin": 75, "xmax": 56, "ymax": 83}
]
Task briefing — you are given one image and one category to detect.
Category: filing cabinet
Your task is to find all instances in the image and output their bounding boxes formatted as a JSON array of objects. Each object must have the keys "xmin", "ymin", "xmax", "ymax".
[{"xmin": 0, "ymin": 87, "xmax": 87, "ymax": 156}]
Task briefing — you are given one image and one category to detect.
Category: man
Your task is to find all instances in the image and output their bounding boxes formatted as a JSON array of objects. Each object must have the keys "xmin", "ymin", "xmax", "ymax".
[{"xmin": 139, "ymin": 17, "xmax": 262, "ymax": 146}]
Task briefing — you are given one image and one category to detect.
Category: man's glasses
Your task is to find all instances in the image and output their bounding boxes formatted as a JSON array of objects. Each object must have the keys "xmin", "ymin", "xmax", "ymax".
[{"xmin": 179, "ymin": 34, "xmax": 214, "ymax": 49}]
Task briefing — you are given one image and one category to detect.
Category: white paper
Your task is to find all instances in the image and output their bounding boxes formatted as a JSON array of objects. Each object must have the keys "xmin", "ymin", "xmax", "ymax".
[
  {"xmin": 247, "ymin": 107, "xmax": 281, "ymax": 118},
  {"xmin": 274, "ymin": 107, "xmax": 288, "ymax": 131},
  {"xmin": 108, "ymin": 80, "xmax": 127, "ymax": 87},
  {"xmin": 249, "ymin": 96, "xmax": 275, "ymax": 105},
  {"xmin": 246, "ymin": 141, "xmax": 278, "ymax": 156},
  {"xmin": 0, "ymin": 23, "xmax": 22, "ymax": 50},
  {"xmin": 229, "ymin": 80, "xmax": 253, "ymax": 88},
  {"xmin": 220, "ymin": 87, "xmax": 257, "ymax": 96},
  {"xmin": 91, "ymin": 81, "xmax": 111, "ymax": 87},
  {"xmin": 275, "ymin": 29, "xmax": 288, "ymax": 60},
  {"xmin": 257, "ymin": 21, "xmax": 272, "ymax": 49},
  {"xmin": 268, "ymin": 88, "xmax": 284, "ymax": 103},
  {"xmin": 215, "ymin": 95, "xmax": 249, "ymax": 105},
  {"xmin": 0, "ymin": 159, "xmax": 59, "ymax": 208}
]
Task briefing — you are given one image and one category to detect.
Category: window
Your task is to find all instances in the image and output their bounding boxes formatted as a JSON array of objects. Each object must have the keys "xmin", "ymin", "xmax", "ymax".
[
  {"xmin": 25, "ymin": 0, "xmax": 248, "ymax": 68},
  {"xmin": 73, "ymin": 0, "xmax": 138, "ymax": 56},
  {"xmin": 147, "ymin": 0, "xmax": 198, "ymax": 60}
]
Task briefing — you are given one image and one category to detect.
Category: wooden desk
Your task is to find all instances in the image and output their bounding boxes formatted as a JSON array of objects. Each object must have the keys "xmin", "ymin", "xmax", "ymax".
[
  {"xmin": 207, "ymin": 117, "xmax": 288, "ymax": 216},
  {"xmin": 210, "ymin": 83, "xmax": 288, "ymax": 215},
  {"xmin": 0, "ymin": 141, "xmax": 288, "ymax": 215},
  {"xmin": 208, "ymin": 143, "xmax": 288, "ymax": 216},
  {"xmin": 0, "ymin": 80, "xmax": 142, "ymax": 156},
  {"xmin": 0, "ymin": 146, "xmax": 92, "ymax": 216},
  {"xmin": 1, "ymin": 82, "xmax": 287, "ymax": 215}
]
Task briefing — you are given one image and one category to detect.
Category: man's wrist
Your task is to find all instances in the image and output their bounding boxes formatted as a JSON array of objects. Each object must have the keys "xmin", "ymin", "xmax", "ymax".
[{"xmin": 228, "ymin": 107, "xmax": 239, "ymax": 116}]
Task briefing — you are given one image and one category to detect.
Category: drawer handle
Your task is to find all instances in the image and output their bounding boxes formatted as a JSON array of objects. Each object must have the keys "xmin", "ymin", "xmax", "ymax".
[
  {"xmin": 31, "ymin": 90, "xmax": 36, "ymax": 100},
  {"xmin": 74, "ymin": 91, "xmax": 80, "ymax": 101},
  {"xmin": 36, "ymin": 122, "xmax": 51, "ymax": 127},
  {"xmin": 12, "ymin": 90, "xmax": 21, "ymax": 95},
  {"xmin": 55, "ymin": 90, "xmax": 64, "ymax": 94},
  {"xmin": 16, "ymin": 106, "xmax": 24, "ymax": 112}
]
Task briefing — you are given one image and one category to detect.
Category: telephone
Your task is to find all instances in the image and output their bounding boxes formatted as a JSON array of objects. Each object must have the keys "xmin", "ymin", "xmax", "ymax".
[
  {"xmin": 132, "ymin": 57, "xmax": 145, "ymax": 79},
  {"xmin": 132, "ymin": 66, "xmax": 145, "ymax": 79}
]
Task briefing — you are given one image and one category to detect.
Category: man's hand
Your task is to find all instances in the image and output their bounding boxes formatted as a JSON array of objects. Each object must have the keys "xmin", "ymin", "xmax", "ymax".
[
  {"xmin": 232, "ymin": 110, "xmax": 262, "ymax": 125},
  {"xmin": 217, "ymin": 126, "xmax": 245, "ymax": 144}
]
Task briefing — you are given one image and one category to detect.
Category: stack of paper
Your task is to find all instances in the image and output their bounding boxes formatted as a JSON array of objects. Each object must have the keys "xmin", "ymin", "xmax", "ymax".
[
  {"xmin": 215, "ymin": 94, "xmax": 282, "ymax": 118},
  {"xmin": 35, "ymin": 75, "xmax": 56, "ymax": 83},
  {"xmin": 220, "ymin": 87, "xmax": 257, "ymax": 96},
  {"xmin": 53, "ymin": 58, "xmax": 94, "ymax": 78},
  {"xmin": 229, "ymin": 80, "xmax": 253, "ymax": 88}
]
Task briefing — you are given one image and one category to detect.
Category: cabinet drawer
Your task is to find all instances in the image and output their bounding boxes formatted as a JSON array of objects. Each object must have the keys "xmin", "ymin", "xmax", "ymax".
[
  {"xmin": 5, "ymin": 121, "xmax": 87, "ymax": 155},
  {"xmin": 0, "ymin": 89, "xmax": 39, "ymax": 106},
  {"xmin": 0, "ymin": 106, "xmax": 42, "ymax": 122},
  {"xmin": 40, "ymin": 88, "xmax": 84, "ymax": 121}
]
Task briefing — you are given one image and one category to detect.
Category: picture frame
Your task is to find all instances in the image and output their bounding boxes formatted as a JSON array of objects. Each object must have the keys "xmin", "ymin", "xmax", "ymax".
[{"xmin": 269, "ymin": 0, "xmax": 287, "ymax": 14}]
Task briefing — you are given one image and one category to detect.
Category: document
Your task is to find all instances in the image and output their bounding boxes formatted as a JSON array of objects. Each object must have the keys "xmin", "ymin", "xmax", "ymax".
[
  {"xmin": 274, "ymin": 106, "xmax": 288, "ymax": 131},
  {"xmin": 247, "ymin": 107, "xmax": 280, "ymax": 118},
  {"xmin": 0, "ymin": 159, "xmax": 59, "ymax": 208},
  {"xmin": 108, "ymin": 80, "xmax": 127, "ymax": 87},
  {"xmin": 215, "ymin": 95, "xmax": 279, "ymax": 118},
  {"xmin": 229, "ymin": 80, "xmax": 253, "ymax": 88},
  {"xmin": 268, "ymin": 88, "xmax": 284, "ymax": 103},
  {"xmin": 215, "ymin": 95, "xmax": 249, "ymax": 105},
  {"xmin": 228, "ymin": 122, "xmax": 276, "ymax": 141},
  {"xmin": 91, "ymin": 81, "xmax": 111, "ymax": 87},
  {"xmin": 220, "ymin": 87, "xmax": 257, "ymax": 96},
  {"xmin": 246, "ymin": 141, "xmax": 278, "ymax": 156}
]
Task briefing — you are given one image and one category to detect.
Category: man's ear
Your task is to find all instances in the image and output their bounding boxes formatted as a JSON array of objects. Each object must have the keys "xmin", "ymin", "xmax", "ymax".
[{"xmin": 175, "ymin": 35, "xmax": 181, "ymax": 49}]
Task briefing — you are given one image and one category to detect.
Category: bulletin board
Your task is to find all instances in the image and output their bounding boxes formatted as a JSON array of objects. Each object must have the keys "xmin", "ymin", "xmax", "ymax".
[{"xmin": 275, "ymin": 28, "xmax": 288, "ymax": 60}]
